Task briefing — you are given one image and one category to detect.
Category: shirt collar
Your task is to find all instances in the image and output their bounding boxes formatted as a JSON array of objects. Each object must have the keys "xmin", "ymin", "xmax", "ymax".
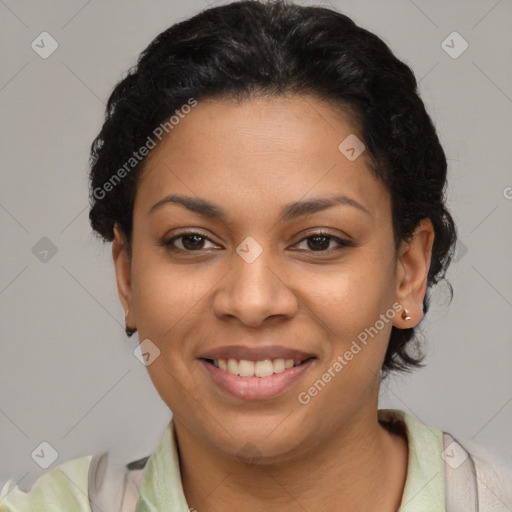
[
  {"xmin": 379, "ymin": 408, "xmax": 446, "ymax": 511},
  {"xmin": 135, "ymin": 417, "xmax": 189, "ymax": 511}
]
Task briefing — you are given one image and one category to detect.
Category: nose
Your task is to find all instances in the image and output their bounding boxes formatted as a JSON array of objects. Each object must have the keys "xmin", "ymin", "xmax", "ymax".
[{"xmin": 211, "ymin": 243, "xmax": 299, "ymax": 328}]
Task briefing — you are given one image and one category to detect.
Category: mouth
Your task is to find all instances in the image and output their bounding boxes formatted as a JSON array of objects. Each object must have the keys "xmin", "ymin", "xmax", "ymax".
[{"xmin": 198, "ymin": 354, "xmax": 317, "ymax": 401}]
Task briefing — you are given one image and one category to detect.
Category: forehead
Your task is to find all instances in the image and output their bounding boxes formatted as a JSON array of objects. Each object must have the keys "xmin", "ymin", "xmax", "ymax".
[{"xmin": 135, "ymin": 95, "xmax": 387, "ymax": 221}]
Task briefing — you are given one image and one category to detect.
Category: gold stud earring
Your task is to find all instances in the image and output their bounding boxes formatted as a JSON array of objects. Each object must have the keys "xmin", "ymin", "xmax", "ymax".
[{"xmin": 401, "ymin": 309, "xmax": 411, "ymax": 321}]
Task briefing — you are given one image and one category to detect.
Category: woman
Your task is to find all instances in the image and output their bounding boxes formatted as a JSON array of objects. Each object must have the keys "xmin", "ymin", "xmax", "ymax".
[{"xmin": 1, "ymin": 1, "xmax": 510, "ymax": 510}]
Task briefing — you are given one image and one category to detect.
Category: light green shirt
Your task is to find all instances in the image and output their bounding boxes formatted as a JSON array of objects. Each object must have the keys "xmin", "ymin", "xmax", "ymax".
[{"xmin": 0, "ymin": 408, "xmax": 446, "ymax": 511}]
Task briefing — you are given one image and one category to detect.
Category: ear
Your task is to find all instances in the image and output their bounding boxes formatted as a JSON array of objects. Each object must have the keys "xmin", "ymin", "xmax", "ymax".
[
  {"xmin": 393, "ymin": 218, "xmax": 434, "ymax": 328},
  {"xmin": 112, "ymin": 223, "xmax": 134, "ymax": 327}
]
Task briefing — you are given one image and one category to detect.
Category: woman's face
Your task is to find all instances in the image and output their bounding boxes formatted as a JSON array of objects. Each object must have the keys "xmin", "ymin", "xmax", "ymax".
[{"xmin": 114, "ymin": 95, "xmax": 427, "ymax": 461}]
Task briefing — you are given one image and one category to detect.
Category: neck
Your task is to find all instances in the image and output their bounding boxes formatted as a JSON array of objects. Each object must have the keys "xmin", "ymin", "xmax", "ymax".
[{"xmin": 175, "ymin": 406, "xmax": 408, "ymax": 512}]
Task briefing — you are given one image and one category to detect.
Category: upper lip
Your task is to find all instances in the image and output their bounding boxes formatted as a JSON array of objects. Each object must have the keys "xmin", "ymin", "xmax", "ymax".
[{"xmin": 199, "ymin": 345, "xmax": 316, "ymax": 362}]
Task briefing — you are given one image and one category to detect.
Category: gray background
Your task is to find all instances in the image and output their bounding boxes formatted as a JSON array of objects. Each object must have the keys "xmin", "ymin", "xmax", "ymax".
[{"xmin": 1, "ymin": 0, "xmax": 511, "ymax": 489}]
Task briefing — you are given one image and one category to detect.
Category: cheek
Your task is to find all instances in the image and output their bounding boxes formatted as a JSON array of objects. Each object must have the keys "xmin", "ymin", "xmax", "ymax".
[
  {"xmin": 131, "ymin": 249, "xmax": 208, "ymax": 333},
  {"xmin": 306, "ymin": 254, "xmax": 395, "ymax": 330},
  {"xmin": 301, "ymin": 253, "xmax": 397, "ymax": 384},
  {"xmin": 130, "ymin": 254, "xmax": 222, "ymax": 381},
  {"xmin": 295, "ymin": 268, "xmax": 397, "ymax": 422},
  {"xmin": 129, "ymin": 257, "xmax": 212, "ymax": 410}
]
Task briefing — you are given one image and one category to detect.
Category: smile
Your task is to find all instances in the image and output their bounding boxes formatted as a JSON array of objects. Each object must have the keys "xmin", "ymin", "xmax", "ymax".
[
  {"xmin": 199, "ymin": 356, "xmax": 316, "ymax": 400},
  {"xmin": 206, "ymin": 357, "xmax": 311, "ymax": 377}
]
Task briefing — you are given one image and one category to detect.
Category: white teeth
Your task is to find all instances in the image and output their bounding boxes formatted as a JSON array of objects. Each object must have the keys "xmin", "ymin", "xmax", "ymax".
[
  {"xmin": 255, "ymin": 360, "xmax": 274, "ymax": 377},
  {"xmin": 238, "ymin": 360, "xmax": 255, "ymax": 377},
  {"xmin": 273, "ymin": 359, "xmax": 285, "ymax": 373},
  {"xmin": 227, "ymin": 358, "xmax": 239, "ymax": 375},
  {"xmin": 212, "ymin": 357, "xmax": 308, "ymax": 377}
]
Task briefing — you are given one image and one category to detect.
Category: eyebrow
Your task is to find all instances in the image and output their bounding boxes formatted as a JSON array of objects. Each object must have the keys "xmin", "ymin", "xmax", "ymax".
[{"xmin": 148, "ymin": 193, "xmax": 371, "ymax": 222}]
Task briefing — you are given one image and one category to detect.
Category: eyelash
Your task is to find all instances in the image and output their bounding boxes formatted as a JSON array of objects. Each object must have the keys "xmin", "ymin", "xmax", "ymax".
[{"xmin": 159, "ymin": 229, "xmax": 353, "ymax": 254}]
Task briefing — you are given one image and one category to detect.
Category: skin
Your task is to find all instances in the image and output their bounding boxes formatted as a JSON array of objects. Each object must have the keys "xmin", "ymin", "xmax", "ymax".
[{"xmin": 112, "ymin": 95, "xmax": 434, "ymax": 511}]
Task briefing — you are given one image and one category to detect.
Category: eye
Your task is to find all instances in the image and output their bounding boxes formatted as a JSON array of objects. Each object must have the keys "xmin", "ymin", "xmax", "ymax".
[
  {"xmin": 160, "ymin": 231, "xmax": 219, "ymax": 252},
  {"xmin": 292, "ymin": 231, "xmax": 352, "ymax": 252},
  {"xmin": 160, "ymin": 229, "xmax": 352, "ymax": 254}
]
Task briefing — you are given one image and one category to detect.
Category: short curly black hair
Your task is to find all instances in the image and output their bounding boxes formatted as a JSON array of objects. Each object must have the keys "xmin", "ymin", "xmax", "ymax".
[{"xmin": 88, "ymin": 0, "xmax": 457, "ymax": 376}]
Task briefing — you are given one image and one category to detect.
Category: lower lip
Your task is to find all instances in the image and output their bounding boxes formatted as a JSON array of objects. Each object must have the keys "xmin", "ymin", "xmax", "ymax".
[{"xmin": 199, "ymin": 358, "xmax": 315, "ymax": 401}]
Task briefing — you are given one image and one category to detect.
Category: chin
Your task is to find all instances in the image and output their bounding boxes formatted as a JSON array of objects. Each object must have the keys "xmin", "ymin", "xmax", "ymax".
[{"xmin": 205, "ymin": 414, "xmax": 312, "ymax": 464}]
